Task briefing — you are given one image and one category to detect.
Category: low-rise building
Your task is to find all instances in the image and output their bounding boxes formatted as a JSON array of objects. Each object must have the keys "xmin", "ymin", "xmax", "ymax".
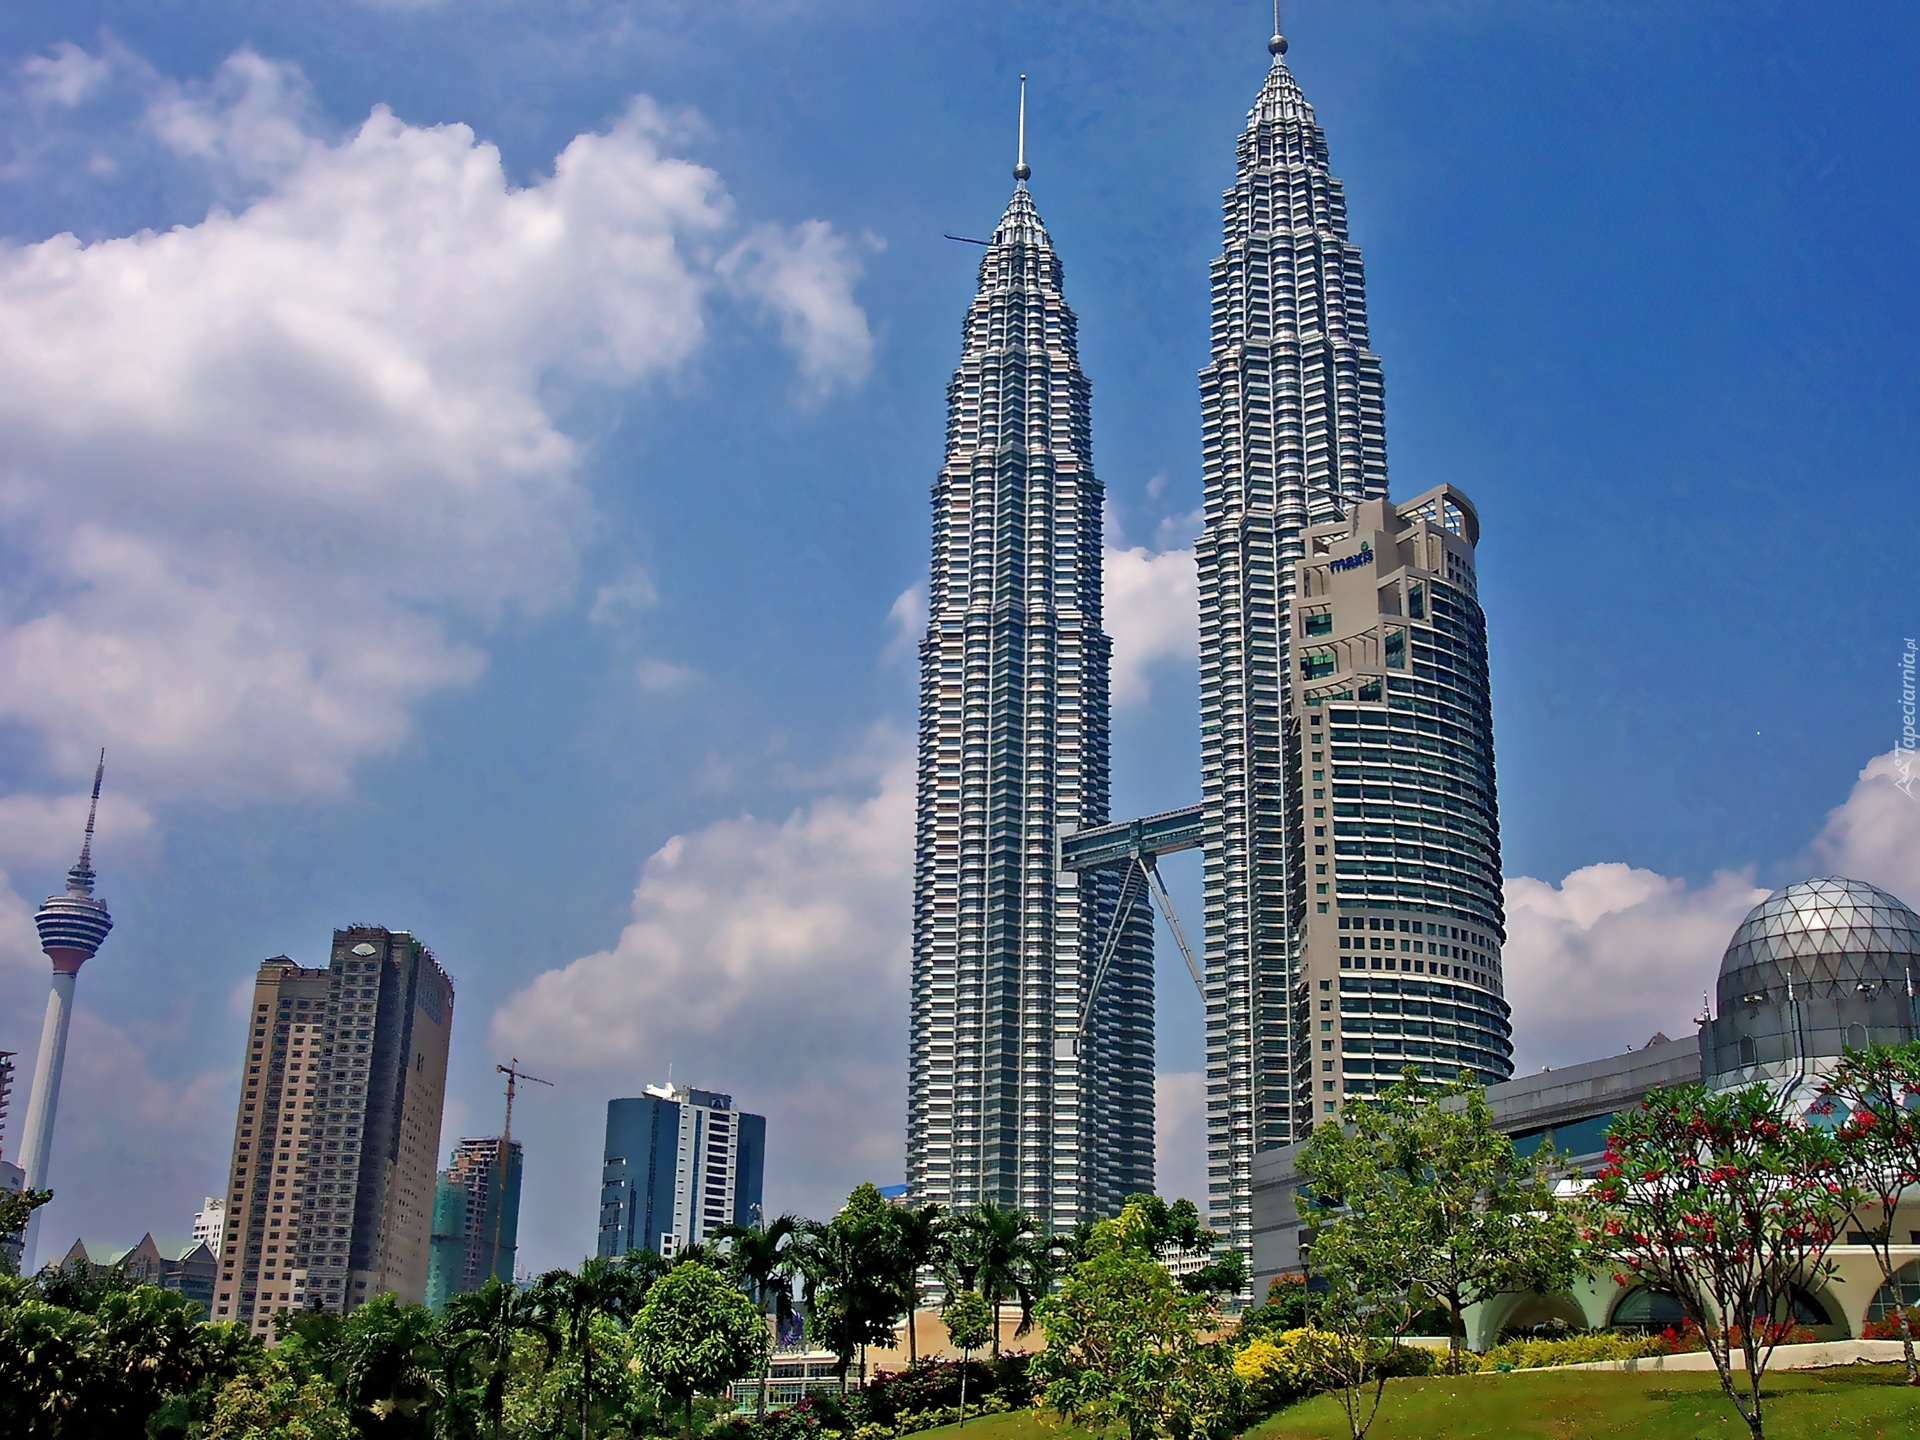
[{"xmin": 1250, "ymin": 876, "xmax": 1920, "ymax": 1346}]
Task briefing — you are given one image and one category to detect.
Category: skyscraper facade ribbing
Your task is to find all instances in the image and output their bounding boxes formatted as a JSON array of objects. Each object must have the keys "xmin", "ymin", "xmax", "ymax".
[
  {"xmin": 907, "ymin": 128, "xmax": 1155, "ymax": 1229},
  {"xmin": 1194, "ymin": 33, "xmax": 1392, "ymax": 1252},
  {"xmin": 18, "ymin": 752, "xmax": 112, "ymax": 1274}
]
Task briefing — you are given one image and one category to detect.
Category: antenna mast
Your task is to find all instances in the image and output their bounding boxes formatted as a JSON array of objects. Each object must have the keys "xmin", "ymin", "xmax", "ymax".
[{"xmin": 1013, "ymin": 74, "xmax": 1030, "ymax": 182}]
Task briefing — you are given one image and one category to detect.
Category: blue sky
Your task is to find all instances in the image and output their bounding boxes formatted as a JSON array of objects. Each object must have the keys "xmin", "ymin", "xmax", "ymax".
[{"xmin": 0, "ymin": 1, "xmax": 1915, "ymax": 1275}]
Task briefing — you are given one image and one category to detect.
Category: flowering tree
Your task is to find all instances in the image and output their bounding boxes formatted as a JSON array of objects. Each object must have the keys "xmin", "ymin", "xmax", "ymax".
[
  {"xmin": 1589, "ymin": 1083, "xmax": 1853, "ymax": 1440},
  {"xmin": 1815, "ymin": 1041, "xmax": 1920, "ymax": 1385}
]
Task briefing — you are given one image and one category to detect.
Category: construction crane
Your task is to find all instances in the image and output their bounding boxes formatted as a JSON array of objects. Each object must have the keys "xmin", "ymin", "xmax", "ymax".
[
  {"xmin": 496, "ymin": 1058, "xmax": 552, "ymax": 1149},
  {"xmin": 488, "ymin": 1059, "xmax": 551, "ymax": 1281}
]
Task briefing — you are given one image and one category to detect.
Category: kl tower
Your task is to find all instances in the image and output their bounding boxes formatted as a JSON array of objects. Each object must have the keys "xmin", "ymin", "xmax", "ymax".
[{"xmin": 16, "ymin": 751, "xmax": 112, "ymax": 1273}]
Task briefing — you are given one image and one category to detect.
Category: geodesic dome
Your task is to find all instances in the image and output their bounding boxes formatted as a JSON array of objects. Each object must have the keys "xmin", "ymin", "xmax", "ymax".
[{"xmin": 1700, "ymin": 877, "xmax": 1920, "ymax": 1089}]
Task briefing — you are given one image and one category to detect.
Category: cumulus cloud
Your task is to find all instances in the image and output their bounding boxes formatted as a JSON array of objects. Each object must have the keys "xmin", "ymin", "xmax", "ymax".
[
  {"xmin": 493, "ymin": 733, "xmax": 912, "ymax": 1265},
  {"xmin": 0, "ymin": 45, "xmax": 874, "ymax": 805},
  {"xmin": 1501, "ymin": 864, "xmax": 1768, "ymax": 1075},
  {"xmin": 1104, "ymin": 544, "xmax": 1198, "ymax": 707},
  {"xmin": 722, "ymin": 220, "xmax": 879, "ymax": 401},
  {"xmin": 1805, "ymin": 750, "xmax": 1920, "ymax": 902}
]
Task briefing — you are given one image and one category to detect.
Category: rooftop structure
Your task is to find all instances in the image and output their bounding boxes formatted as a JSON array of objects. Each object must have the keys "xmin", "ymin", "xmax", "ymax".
[{"xmin": 16, "ymin": 752, "xmax": 112, "ymax": 1273}]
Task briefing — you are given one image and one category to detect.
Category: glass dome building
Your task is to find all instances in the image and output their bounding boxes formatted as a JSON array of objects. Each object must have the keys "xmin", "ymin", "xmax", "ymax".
[{"xmin": 1699, "ymin": 876, "xmax": 1920, "ymax": 1089}]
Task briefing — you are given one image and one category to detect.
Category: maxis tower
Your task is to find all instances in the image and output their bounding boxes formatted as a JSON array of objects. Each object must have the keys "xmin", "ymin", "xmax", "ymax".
[
  {"xmin": 17, "ymin": 751, "xmax": 113, "ymax": 1273},
  {"xmin": 906, "ymin": 86, "xmax": 1155, "ymax": 1228}
]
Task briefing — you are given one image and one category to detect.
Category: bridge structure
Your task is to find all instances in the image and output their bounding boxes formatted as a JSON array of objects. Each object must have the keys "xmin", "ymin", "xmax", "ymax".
[{"xmin": 1058, "ymin": 804, "xmax": 1207, "ymax": 1055}]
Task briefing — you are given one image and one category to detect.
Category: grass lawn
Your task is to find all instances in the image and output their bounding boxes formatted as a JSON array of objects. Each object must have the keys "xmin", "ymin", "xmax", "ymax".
[
  {"xmin": 1250, "ymin": 1364, "xmax": 1920, "ymax": 1438},
  {"xmin": 905, "ymin": 1365, "xmax": 1920, "ymax": 1440}
]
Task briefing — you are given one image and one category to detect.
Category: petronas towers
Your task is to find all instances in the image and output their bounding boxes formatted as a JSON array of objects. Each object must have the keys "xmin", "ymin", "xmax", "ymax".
[
  {"xmin": 906, "ymin": 160, "xmax": 1156, "ymax": 1231},
  {"xmin": 909, "ymin": 29, "xmax": 1509, "ymax": 1245}
]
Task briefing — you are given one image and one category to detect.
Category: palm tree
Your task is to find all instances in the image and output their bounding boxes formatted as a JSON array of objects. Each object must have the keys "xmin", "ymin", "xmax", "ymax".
[
  {"xmin": 952, "ymin": 1203, "xmax": 1047, "ymax": 1353},
  {"xmin": 526, "ymin": 1258, "xmax": 643, "ymax": 1440},
  {"xmin": 715, "ymin": 1214, "xmax": 804, "ymax": 1418},
  {"xmin": 890, "ymin": 1203, "xmax": 946, "ymax": 1363},
  {"xmin": 444, "ymin": 1277, "xmax": 536, "ymax": 1440}
]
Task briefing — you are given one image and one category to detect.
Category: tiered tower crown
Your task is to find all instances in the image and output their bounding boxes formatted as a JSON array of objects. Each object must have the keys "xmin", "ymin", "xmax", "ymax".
[{"xmin": 34, "ymin": 752, "xmax": 112, "ymax": 975}]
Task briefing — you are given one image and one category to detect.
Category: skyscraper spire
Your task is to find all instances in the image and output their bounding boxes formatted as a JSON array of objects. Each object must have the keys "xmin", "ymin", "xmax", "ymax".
[
  {"xmin": 1270, "ymin": 0, "xmax": 1288, "ymax": 57},
  {"xmin": 18, "ymin": 754, "xmax": 115, "ymax": 1271},
  {"xmin": 1014, "ymin": 74, "xmax": 1031, "ymax": 182}
]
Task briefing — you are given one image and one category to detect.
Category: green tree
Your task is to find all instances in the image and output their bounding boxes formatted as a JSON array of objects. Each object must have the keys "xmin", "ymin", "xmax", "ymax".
[
  {"xmin": 206, "ymin": 1360, "xmax": 355, "ymax": 1440},
  {"xmin": 800, "ymin": 1185, "xmax": 902, "ymax": 1381},
  {"xmin": 1030, "ymin": 1201, "xmax": 1238, "ymax": 1440},
  {"xmin": 331, "ymin": 1293, "xmax": 447, "ymax": 1436},
  {"xmin": 1816, "ymin": 1041, "xmax": 1920, "ymax": 1385},
  {"xmin": 941, "ymin": 1290, "xmax": 992, "ymax": 1429},
  {"xmin": 1296, "ymin": 1065, "xmax": 1581, "ymax": 1371},
  {"xmin": 715, "ymin": 1213, "xmax": 804, "ymax": 1418},
  {"xmin": 0, "ymin": 1189, "xmax": 51, "ymax": 1277},
  {"xmin": 0, "ymin": 1276, "xmax": 256, "ymax": 1440},
  {"xmin": 445, "ymin": 1277, "xmax": 539, "ymax": 1439},
  {"xmin": 948, "ymin": 1200, "xmax": 1049, "ymax": 1352},
  {"xmin": 1114, "ymin": 1194, "xmax": 1249, "ymax": 1301},
  {"xmin": 888, "ymin": 1201, "xmax": 947, "ymax": 1363},
  {"xmin": 527, "ymin": 1259, "xmax": 645, "ymax": 1440},
  {"xmin": 1590, "ymin": 1082, "xmax": 1852, "ymax": 1440},
  {"xmin": 632, "ymin": 1261, "xmax": 769, "ymax": 1440}
]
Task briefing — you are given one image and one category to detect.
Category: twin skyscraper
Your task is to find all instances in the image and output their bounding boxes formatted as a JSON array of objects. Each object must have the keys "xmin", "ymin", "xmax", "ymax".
[{"xmin": 907, "ymin": 29, "xmax": 1515, "ymax": 1259}]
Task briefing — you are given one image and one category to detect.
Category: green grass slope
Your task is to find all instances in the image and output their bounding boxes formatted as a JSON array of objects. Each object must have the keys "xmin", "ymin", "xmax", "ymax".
[
  {"xmin": 905, "ymin": 1365, "xmax": 1920, "ymax": 1440},
  {"xmin": 1253, "ymin": 1365, "xmax": 1920, "ymax": 1438}
]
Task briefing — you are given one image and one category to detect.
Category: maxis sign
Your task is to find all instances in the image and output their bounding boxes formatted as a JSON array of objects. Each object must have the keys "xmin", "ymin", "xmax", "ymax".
[{"xmin": 1328, "ymin": 543, "xmax": 1373, "ymax": 574}]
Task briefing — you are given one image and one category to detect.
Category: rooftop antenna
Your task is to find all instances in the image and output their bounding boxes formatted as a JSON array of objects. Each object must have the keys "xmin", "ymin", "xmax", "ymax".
[
  {"xmin": 1014, "ymin": 74, "xmax": 1030, "ymax": 183},
  {"xmin": 1269, "ymin": 0, "xmax": 1289, "ymax": 57},
  {"xmin": 72, "ymin": 749, "xmax": 105, "ymax": 889}
]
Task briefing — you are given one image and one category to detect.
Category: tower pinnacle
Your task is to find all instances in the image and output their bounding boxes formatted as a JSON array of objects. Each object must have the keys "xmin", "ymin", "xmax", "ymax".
[
  {"xmin": 1269, "ymin": 0, "xmax": 1288, "ymax": 56},
  {"xmin": 1013, "ymin": 74, "xmax": 1030, "ymax": 182},
  {"xmin": 36, "ymin": 753, "xmax": 113, "ymax": 971}
]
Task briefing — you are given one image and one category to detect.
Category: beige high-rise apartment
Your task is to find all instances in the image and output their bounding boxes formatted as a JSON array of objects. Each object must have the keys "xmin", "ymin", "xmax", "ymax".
[{"xmin": 213, "ymin": 928, "xmax": 453, "ymax": 1334}]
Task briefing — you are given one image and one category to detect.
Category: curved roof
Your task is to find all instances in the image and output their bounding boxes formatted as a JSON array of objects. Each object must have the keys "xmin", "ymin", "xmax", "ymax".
[{"xmin": 1719, "ymin": 876, "xmax": 1920, "ymax": 982}]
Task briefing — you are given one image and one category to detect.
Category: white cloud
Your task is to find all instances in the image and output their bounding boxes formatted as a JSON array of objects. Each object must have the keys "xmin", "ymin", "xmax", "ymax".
[
  {"xmin": 1155, "ymin": 1070, "xmax": 1207, "ymax": 1211},
  {"xmin": 0, "ymin": 47, "xmax": 874, "ymax": 806},
  {"xmin": 1104, "ymin": 545, "xmax": 1197, "ymax": 707},
  {"xmin": 1805, "ymin": 750, "xmax": 1920, "ymax": 903},
  {"xmin": 18, "ymin": 41, "xmax": 115, "ymax": 109},
  {"xmin": 492, "ymin": 732, "xmax": 912, "ymax": 1266},
  {"xmin": 0, "ymin": 789, "xmax": 154, "ymax": 871},
  {"xmin": 722, "ymin": 220, "xmax": 878, "ymax": 401},
  {"xmin": 636, "ymin": 659, "xmax": 697, "ymax": 693},
  {"xmin": 1501, "ymin": 864, "xmax": 1768, "ymax": 1075},
  {"xmin": 882, "ymin": 584, "xmax": 924, "ymax": 664}
]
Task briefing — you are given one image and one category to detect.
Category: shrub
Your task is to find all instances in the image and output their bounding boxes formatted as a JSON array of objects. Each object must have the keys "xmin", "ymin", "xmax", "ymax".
[
  {"xmin": 1477, "ymin": 1334, "xmax": 1668, "ymax": 1371},
  {"xmin": 850, "ymin": 1354, "xmax": 1029, "ymax": 1426},
  {"xmin": 1863, "ymin": 1308, "xmax": 1920, "ymax": 1341},
  {"xmin": 1232, "ymin": 1329, "xmax": 1434, "ymax": 1414}
]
